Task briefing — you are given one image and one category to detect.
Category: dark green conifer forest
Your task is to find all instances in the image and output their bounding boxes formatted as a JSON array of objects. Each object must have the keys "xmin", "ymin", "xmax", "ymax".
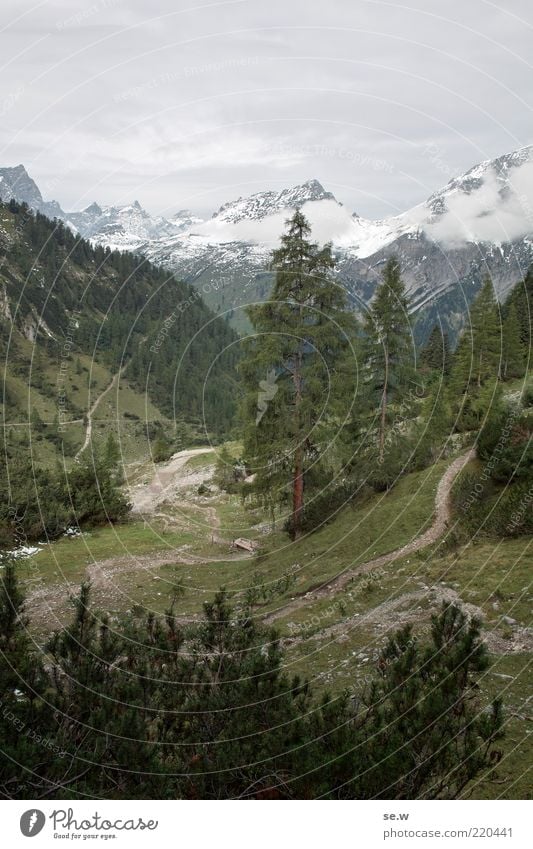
[{"xmin": 1, "ymin": 207, "xmax": 532, "ymax": 801}]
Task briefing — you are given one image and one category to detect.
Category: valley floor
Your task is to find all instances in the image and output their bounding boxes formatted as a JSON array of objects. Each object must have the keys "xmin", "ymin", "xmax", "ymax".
[{"xmin": 14, "ymin": 445, "xmax": 533, "ymax": 800}]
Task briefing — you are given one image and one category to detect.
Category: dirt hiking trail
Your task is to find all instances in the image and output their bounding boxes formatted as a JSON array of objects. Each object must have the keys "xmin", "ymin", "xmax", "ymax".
[
  {"xmin": 129, "ymin": 447, "xmax": 215, "ymax": 514},
  {"xmin": 265, "ymin": 448, "xmax": 475, "ymax": 624}
]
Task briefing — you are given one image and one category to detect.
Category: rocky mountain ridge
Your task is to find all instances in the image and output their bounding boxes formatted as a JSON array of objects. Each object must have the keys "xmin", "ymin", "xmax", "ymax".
[{"xmin": 2, "ymin": 146, "xmax": 533, "ymax": 337}]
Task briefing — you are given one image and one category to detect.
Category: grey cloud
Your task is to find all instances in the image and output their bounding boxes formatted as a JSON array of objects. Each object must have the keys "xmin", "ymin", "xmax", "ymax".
[{"xmin": 0, "ymin": 0, "xmax": 531, "ymax": 218}]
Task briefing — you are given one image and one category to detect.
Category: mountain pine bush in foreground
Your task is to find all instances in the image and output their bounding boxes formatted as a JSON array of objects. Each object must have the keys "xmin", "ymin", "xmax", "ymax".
[{"xmin": 0, "ymin": 563, "xmax": 503, "ymax": 799}]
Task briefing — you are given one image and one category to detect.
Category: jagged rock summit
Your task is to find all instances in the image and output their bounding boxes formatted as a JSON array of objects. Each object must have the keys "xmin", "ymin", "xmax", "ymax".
[{"xmin": 2, "ymin": 145, "xmax": 533, "ymax": 336}]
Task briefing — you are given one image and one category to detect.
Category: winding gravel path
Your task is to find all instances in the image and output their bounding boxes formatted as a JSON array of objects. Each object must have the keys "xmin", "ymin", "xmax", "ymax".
[
  {"xmin": 264, "ymin": 448, "xmax": 475, "ymax": 624},
  {"xmin": 25, "ymin": 449, "xmax": 475, "ymax": 634},
  {"xmin": 129, "ymin": 447, "xmax": 215, "ymax": 513},
  {"xmin": 75, "ymin": 362, "xmax": 129, "ymax": 459}
]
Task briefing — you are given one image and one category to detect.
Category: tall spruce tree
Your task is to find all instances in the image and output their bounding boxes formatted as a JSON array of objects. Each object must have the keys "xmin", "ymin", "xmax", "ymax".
[
  {"xmin": 241, "ymin": 210, "xmax": 356, "ymax": 538},
  {"xmin": 420, "ymin": 324, "xmax": 451, "ymax": 374},
  {"xmin": 104, "ymin": 431, "xmax": 123, "ymax": 482},
  {"xmin": 501, "ymin": 302, "xmax": 525, "ymax": 380},
  {"xmin": 364, "ymin": 258, "xmax": 413, "ymax": 462},
  {"xmin": 504, "ymin": 265, "xmax": 533, "ymax": 356},
  {"xmin": 450, "ymin": 277, "xmax": 502, "ymax": 398},
  {"xmin": 452, "ymin": 277, "xmax": 501, "ymax": 393}
]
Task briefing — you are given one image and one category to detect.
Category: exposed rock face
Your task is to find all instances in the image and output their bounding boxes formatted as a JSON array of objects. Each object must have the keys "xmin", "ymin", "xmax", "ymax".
[
  {"xmin": 0, "ymin": 283, "xmax": 12, "ymax": 322},
  {"xmin": 3, "ymin": 146, "xmax": 533, "ymax": 339},
  {"xmin": 212, "ymin": 179, "xmax": 336, "ymax": 223},
  {"xmin": 0, "ymin": 164, "xmax": 65, "ymax": 220},
  {"xmin": 65, "ymin": 199, "xmax": 179, "ymax": 252}
]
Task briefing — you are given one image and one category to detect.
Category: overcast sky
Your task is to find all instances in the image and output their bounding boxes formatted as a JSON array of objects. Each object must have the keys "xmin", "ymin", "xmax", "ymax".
[{"xmin": 1, "ymin": 0, "xmax": 532, "ymax": 219}]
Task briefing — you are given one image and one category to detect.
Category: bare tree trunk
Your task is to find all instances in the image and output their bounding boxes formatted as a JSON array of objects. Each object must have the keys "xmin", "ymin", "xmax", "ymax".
[
  {"xmin": 379, "ymin": 348, "xmax": 389, "ymax": 464},
  {"xmin": 292, "ymin": 348, "xmax": 304, "ymax": 538},
  {"xmin": 292, "ymin": 445, "xmax": 304, "ymax": 539}
]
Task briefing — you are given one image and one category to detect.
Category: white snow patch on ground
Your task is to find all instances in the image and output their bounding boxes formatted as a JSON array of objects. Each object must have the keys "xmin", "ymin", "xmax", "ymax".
[{"xmin": 1, "ymin": 545, "xmax": 42, "ymax": 559}]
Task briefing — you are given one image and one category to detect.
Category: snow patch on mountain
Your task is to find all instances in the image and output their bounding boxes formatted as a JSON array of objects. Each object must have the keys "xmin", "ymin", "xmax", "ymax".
[
  {"xmin": 425, "ymin": 153, "xmax": 533, "ymax": 247},
  {"xmin": 2, "ymin": 146, "xmax": 533, "ymax": 321},
  {"xmin": 192, "ymin": 197, "xmax": 352, "ymax": 248},
  {"xmin": 67, "ymin": 199, "xmax": 184, "ymax": 253},
  {"xmin": 213, "ymin": 179, "xmax": 335, "ymax": 224},
  {"xmin": 5, "ymin": 147, "xmax": 533, "ymax": 260},
  {"xmin": 171, "ymin": 209, "xmax": 205, "ymax": 231},
  {"xmin": 147, "ymin": 146, "xmax": 533, "ymax": 259}
]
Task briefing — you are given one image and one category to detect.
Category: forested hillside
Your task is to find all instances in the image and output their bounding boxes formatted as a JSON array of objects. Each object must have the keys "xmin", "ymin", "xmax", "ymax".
[
  {"xmin": 1, "ymin": 209, "xmax": 531, "ymax": 801},
  {"xmin": 0, "ymin": 199, "xmax": 238, "ymax": 432},
  {"xmin": 238, "ymin": 211, "xmax": 532, "ymax": 542},
  {"xmin": 0, "ymin": 200, "xmax": 239, "ymax": 545}
]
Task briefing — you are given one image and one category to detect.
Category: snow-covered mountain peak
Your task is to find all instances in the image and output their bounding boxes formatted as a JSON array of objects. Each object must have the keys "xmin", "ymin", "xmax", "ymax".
[
  {"xmin": 83, "ymin": 202, "xmax": 102, "ymax": 216},
  {"xmin": 0, "ymin": 164, "xmax": 41, "ymax": 204},
  {"xmin": 212, "ymin": 179, "xmax": 337, "ymax": 225},
  {"xmin": 0, "ymin": 164, "xmax": 64, "ymax": 219},
  {"xmin": 171, "ymin": 209, "xmax": 205, "ymax": 231},
  {"xmin": 424, "ymin": 144, "xmax": 533, "ymax": 246},
  {"xmin": 65, "ymin": 198, "xmax": 181, "ymax": 252},
  {"xmin": 294, "ymin": 178, "xmax": 334, "ymax": 201},
  {"xmin": 427, "ymin": 147, "xmax": 533, "ymax": 216},
  {"xmin": 3, "ymin": 145, "xmax": 533, "ymax": 322}
]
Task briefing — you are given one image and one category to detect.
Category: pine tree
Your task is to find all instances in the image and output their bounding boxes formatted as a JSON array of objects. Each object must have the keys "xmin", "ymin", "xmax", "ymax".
[
  {"xmin": 174, "ymin": 418, "xmax": 192, "ymax": 451},
  {"xmin": 501, "ymin": 302, "xmax": 525, "ymax": 380},
  {"xmin": 66, "ymin": 452, "xmax": 130, "ymax": 526},
  {"xmin": 241, "ymin": 210, "xmax": 356, "ymax": 538},
  {"xmin": 152, "ymin": 431, "xmax": 171, "ymax": 463},
  {"xmin": 454, "ymin": 278, "xmax": 501, "ymax": 391},
  {"xmin": 451, "ymin": 277, "xmax": 502, "ymax": 414},
  {"xmin": 364, "ymin": 258, "xmax": 414, "ymax": 462},
  {"xmin": 420, "ymin": 324, "xmax": 451, "ymax": 374},
  {"xmin": 504, "ymin": 265, "xmax": 533, "ymax": 355},
  {"xmin": 414, "ymin": 382, "xmax": 452, "ymax": 466},
  {"xmin": 0, "ymin": 559, "xmax": 52, "ymax": 797},
  {"xmin": 350, "ymin": 604, "xmax": 504, "ymax": 799},
  {"xmin": 0, "ymin": 559, "xmax": 30, "ymax": 665},
  {"xmin": 103, "ymin": 431, "xmax": 123, "ymax": 483},
  {"xmin": 473, "ymin": 278, "xmax": 502, "ymax": 386},
  {"xmin": 0, "ymin": 571, "xmax": 506, "ymax": 799}
]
